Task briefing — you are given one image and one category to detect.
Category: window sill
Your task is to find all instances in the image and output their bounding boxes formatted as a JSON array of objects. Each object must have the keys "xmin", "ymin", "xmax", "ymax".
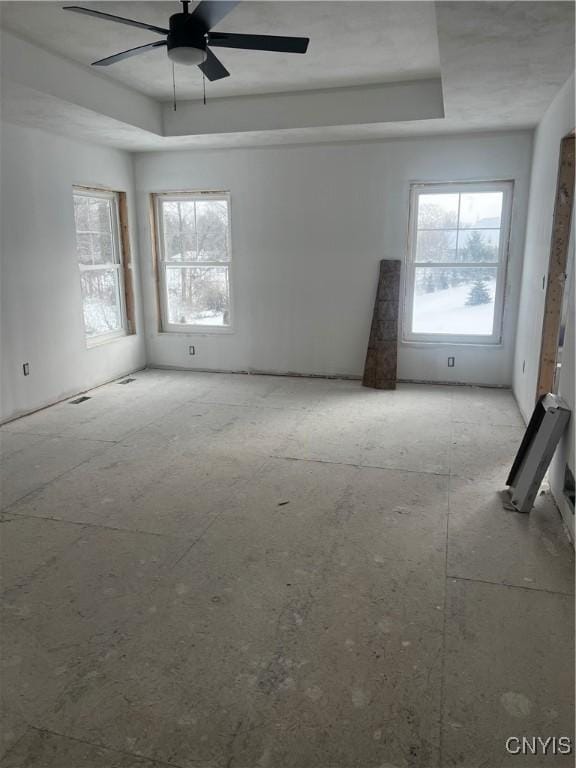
[
  {"xmin": 158, "ymin": 327, "xmax": 235, "ymax": 337},
  {"xmin": 401, "ymin": 337, "xmax": 503, "ymax": 348},
  {"xmin": 86, "ymin": 331, "xmax": 129, "ymax": 349}
]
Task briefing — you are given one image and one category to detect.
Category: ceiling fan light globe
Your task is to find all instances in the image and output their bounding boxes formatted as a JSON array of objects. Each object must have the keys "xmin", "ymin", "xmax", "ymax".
[{"xmin": 167, "ymin": 45, "xmax": 204, "ymax": 65}]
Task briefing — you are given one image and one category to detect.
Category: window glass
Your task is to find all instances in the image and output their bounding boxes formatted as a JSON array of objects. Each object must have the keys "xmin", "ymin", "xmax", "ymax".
[
  {"xmin": 458, "ymin": 192, "xmax": 503, "ymax": 229},
  {"xmin": 415, "ymin": 230, "xmax": 458, "ymax": 262},
  {"xmin": 80, "ymin": 269, "xmax": 123, "ymax": 337},
  {"xmin": 406, "ymin": 183, "xmax": 511, "ymax": 342},
  {"xmin": 417, "ymin": 193, "xmax": 459, "ymax": 229},
  {"xmin": 166, "ymin": 266, "xmax": 230, "ymax": 326},
  {"xmin": 412, "ymin": 267, "xmax": 497, "ymax": 336},
  {"xmin": 162, "ymin": 200, "xmax": 197, "ymax": 261},
  {"xmin": 73, "ymin": 190, "xmax": 126, "ymax": 342},
  {"xmin": 457, "ymin": 229, "xmax": 500, "ymax": 262},
  {"xmin": 156, "ymin": 195, "xmax": 232, "ymax": 330}
]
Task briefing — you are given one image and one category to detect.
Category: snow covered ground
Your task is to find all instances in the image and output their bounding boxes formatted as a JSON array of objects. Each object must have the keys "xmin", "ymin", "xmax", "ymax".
[
  {"xmin": 413, "ymin": 279, "xmax": 496, "ymax": 335},
  {"xmin": 167, "ymin": 305, "xmax": 228, "ymax": 326},
  {"xmin": 83, "ymin": 298, "xmax": 121, "ymax": 337},
  {"xmin": 177, "ymin": 312, "xmax": 226, "ymax": 326}
]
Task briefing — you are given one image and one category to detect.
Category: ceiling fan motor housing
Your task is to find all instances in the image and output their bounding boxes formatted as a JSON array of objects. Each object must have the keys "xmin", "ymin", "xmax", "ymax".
[{"xmin": 167, "ymin": 12, "xmax": 206, "ymax": 64}]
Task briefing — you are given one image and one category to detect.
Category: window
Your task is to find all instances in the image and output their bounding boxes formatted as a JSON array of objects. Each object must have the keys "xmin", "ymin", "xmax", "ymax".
[
  {"xmin": 404, "ymin": 181, "xmax": 513, "ymax": 344},
  {"xmin": 154, "ymin": 193, "xmax": 232, "ymax": 332},
  {"xmin": 73, "ymin": 188, "xmax": 128, "ymax": 344}
]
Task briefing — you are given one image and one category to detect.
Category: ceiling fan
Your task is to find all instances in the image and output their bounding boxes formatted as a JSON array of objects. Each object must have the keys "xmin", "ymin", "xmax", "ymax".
[{"xmin": 63, "ymin": 1, "xmax": 310, "ymax": 82}]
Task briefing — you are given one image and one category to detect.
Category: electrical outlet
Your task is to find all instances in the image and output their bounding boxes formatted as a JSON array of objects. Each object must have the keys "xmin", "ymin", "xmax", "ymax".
[
  {"xmin": 189, "ymin": 345, "xmax": 195, "ymax": 356},
  {"xmin": 447, "ymin": 357, "xmax": 455, "ymax": 368},
  {"xmin": 22, "ymin": 363, "xmax": 30, "ymax": 376}
]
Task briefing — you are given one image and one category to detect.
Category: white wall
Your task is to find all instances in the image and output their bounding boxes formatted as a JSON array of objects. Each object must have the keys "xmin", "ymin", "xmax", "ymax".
[
  {"xmin": 135, "ymin": 132, "xmax": 532, "ymax": 386},
  {"xmin": 549, "ymin": 252, "xmax": 574, "ymax": 538},
  {"xmin": 0, "ymin": 121, "xmax": 146, "ymax": 421},
  {"xmin": 512, "ymin": 74, "xmax": 575, "ymax": 533},
  {"xmin": 513, "ymin": 75, "xmax": 575, "ymax": 421}
]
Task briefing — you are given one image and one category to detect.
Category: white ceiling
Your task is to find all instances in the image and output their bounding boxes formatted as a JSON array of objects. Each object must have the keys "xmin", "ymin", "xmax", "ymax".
[
  {"xmin": 0, "ymin": 1, "xmax": 574, "ymax": 151},
  {"xmin": 436, "ymin": 0, "xmax": 574, "ymax": 125},
  {"xmin": 0, "ymin": 1, "xmax": 441, "ymax": 100}
]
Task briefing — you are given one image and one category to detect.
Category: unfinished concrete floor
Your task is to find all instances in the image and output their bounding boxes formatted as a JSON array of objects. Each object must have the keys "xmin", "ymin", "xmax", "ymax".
[{"xmin": 0, "ymin": 370, "xmax": 574, "ymax": 768}]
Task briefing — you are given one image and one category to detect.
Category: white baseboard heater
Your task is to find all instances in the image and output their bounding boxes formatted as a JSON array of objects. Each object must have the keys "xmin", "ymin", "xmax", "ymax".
[{"xmin": 506, "ymin": 393, "xmax": 571, "ymax": 513}]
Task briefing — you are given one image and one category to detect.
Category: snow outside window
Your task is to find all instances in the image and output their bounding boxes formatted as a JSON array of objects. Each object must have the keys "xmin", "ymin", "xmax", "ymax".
[
  {"xmin": 73, "ymin": 189, "xmax": 127, "ymax": 345},
  {"xmin": 404, "ymin": 182, "xmax": 513, "ymax": 344},
  {"xmin": 154, "ymin": 193, "xmax": 233, "ymax": 333}
]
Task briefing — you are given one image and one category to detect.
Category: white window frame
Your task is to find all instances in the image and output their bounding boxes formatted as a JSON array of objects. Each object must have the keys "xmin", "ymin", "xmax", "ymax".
[
  {"xmin": 403, "ymin": 180, "xmax": 513, "ymax": 345},
  {"xmin": 73, "ymin": 187, "xmax": 127, "ymax": 347},
  {"xmin": 154, "ymin": 191, "xmax": 233, "ymax": 334}
]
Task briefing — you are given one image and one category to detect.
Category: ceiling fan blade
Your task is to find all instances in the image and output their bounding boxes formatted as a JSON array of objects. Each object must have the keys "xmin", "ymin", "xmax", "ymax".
[
  {"xmin": 190, "ymin": 1, "xmax": 240, "ymax": 31},
  {"xmin": 208, "ymin": 32, "xmax": 309, "ymax": 54},
  {"xmin": 63, "ymin": 6, "xmax": 169, "ymax": 35},
  {"xmin": 198, "ymin": 48, "xmax": 230, "ymax": 81},
  {"xmin": 92, "ymin": 40, "xmax": 167, "ymax": 66}
]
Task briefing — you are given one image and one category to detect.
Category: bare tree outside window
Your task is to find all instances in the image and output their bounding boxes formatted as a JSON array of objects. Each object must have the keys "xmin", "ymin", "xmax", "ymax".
[{"xmin": 156, "ymin": 195, "xmax": 232, "ymax": 329}]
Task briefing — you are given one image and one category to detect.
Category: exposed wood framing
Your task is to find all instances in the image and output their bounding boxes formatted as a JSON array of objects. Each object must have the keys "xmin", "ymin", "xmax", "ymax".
[
  {"xmin": 117, "ymin": 191, "xmax": 136, "ymax": 335},
  {"xmin": 537, "ymin": 134, "xmax": 575, "ymax": 399},
  {"xmin": 362, "ymin": 259, "xmax": 401, "ymax": 390},
  {"xmin": 149, "ymin": 195, "xmax": 164, "ymax": 333}
]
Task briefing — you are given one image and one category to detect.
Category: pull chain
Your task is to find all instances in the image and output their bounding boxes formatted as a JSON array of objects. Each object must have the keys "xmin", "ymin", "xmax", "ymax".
[
  {"xmin": 202, "ymin": 45, "xmax": 207, "ymax": 106},
  {"xmin": 172, "ymin": 62, "xmax": 177, "ymax": 111}
]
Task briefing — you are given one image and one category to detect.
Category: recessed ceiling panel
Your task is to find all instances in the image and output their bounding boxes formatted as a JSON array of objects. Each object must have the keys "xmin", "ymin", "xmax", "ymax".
[{"xmin": 0, "ymin": 1, "xmax": 441, "ymax": 100}]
